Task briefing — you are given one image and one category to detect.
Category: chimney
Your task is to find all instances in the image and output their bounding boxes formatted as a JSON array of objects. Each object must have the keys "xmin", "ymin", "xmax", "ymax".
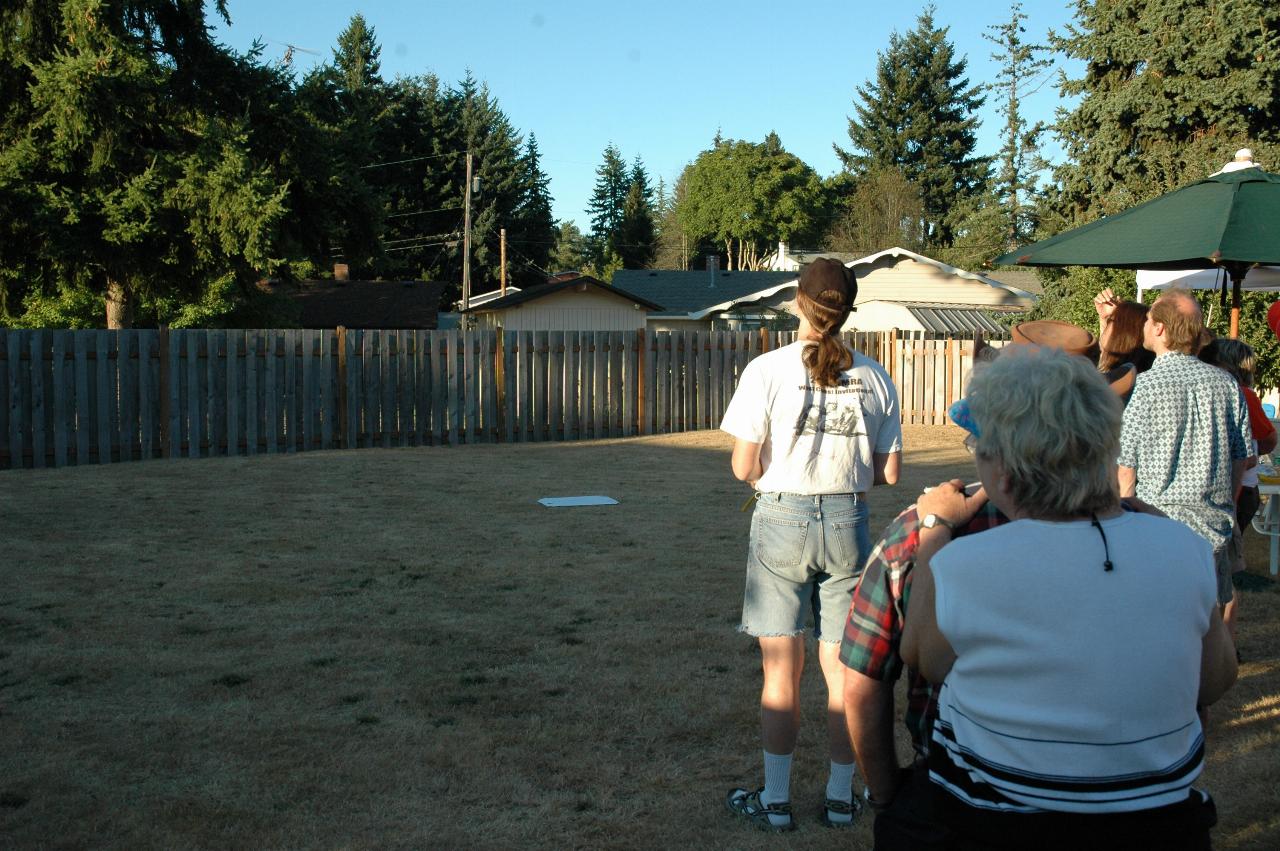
[
  {"xmin": 333, "ymin": 263, "xmax": 350, "ymax": 281},
  {"xmin": 777, "ymin": 240, "xmax": 788, "ymax": 270},
  {"xmin": 707, "ymin": 254, "xmax": 719, "ymax": 287}
]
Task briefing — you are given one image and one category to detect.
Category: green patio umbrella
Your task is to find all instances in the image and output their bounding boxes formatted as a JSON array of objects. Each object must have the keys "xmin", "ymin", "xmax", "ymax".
[{"xmin": 995, "ymin": 154, "xmax": 1280, "ymax": 337}]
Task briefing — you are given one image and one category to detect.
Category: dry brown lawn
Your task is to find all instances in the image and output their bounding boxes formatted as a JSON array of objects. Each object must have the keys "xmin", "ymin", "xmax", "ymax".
[{"xmin": 2, "ymin": 426, "xmax": 1278, "ymax": 849}]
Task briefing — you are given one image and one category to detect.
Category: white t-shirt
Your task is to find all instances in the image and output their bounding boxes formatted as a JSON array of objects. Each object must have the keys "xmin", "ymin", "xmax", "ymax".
[{"xmin": 720, "ymin": 340, "xmax": 902, "ymax": 494}]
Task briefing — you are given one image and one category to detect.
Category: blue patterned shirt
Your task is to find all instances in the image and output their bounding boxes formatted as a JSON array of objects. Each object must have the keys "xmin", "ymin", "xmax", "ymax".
[{"xmin": 1118, "ymin": 352, "xmax": 1250, "ymax": 551}]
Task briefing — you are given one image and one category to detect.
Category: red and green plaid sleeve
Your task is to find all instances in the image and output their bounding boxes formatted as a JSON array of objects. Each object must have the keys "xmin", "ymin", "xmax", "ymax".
[{"xmin": 839, "ymin": 506, "xmax": 919, "ymax": 681}]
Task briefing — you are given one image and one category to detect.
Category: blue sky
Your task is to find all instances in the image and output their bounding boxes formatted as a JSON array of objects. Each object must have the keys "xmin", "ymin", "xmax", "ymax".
[{"xmin": 209, "ymin": 0, "xmax": 1083, "ymax": 228}]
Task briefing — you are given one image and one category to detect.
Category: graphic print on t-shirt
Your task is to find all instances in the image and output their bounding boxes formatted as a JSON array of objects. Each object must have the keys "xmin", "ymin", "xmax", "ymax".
[{"xmin": 793, "ymin": 379, "xmax": 867, "ymax": 438}]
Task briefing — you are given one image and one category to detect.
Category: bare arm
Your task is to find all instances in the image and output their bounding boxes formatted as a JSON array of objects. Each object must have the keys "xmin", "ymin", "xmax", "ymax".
[
  {"xmin": 730, "ymin": 438, "xmax": 763, "ymax": 484},
  {"xmin": 1259, "ymin": 429, "xmax": 1278, "ymax": 457},
  {"xmin": 1117, "ymin": 464, "xmax": 1137, "ymax": 498},
  {"xmin": 1199, "ymin": 606, "xmax": 1238, "ymax": 707},
  {"xmin": 873, "ymin": 451, "xmax": 901, "ymax": 486},
  {"xmin": 900, "ymin": 558, "xmax": 957, "ymax": 685},
  {"xmin": 843, "ymin": 671, "xmax": 901, "ymax": 804},
  {"xmin": 1232, "ymin": 458, "xmax": 1245, "ymax": 501}
]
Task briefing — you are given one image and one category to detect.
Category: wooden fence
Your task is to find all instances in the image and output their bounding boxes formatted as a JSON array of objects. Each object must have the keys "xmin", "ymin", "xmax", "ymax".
[{"xmin": 0, "ymin": 328, "xmax": 994, "ymax": 470}]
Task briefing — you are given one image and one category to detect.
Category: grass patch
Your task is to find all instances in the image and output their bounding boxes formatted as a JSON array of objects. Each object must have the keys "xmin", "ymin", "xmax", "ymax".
[{"xmin": 1, "ymin": 427, "xmax": 1277, "ymax": 849}]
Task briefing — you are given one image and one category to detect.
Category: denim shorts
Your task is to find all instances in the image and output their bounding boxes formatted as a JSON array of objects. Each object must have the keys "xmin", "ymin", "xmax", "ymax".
[{"xmin": 739, "ymin": 492, "xmax": 872, "ymax": 643}]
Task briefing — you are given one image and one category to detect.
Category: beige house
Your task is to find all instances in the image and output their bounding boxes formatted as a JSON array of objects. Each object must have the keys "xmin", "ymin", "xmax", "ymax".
[
  {"xmin": 459, "ymin": 275, "xmax": 663, "ymax": 332},
  {"xmin": 668, "ymin": 247, "xmax": 1036, "ymax": 334}
]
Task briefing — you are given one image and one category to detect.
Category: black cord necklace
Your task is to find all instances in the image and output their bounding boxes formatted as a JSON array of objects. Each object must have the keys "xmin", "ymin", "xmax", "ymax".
[{"xmin": 1090, "ymin": 512, "xmax": 1115, "ymax": 572}]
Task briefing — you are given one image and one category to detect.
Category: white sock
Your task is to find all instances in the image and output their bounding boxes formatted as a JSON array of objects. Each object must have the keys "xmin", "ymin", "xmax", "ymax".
[
  {"xmin": 760, "ymin": 750, "xmax": 793, "ymax": 826},
  {"xmin": 826, "ymin": 760, "xmax": 856, "ymax": 822}
]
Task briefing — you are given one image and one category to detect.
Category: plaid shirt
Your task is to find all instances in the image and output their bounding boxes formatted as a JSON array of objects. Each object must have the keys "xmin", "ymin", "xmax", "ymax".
[{"xmin": 839, "ymin": 501, "xmax": 1008, "ymax": 754}]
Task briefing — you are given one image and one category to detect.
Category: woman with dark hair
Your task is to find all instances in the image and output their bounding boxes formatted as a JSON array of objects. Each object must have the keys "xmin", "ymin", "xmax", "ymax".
[
  {"xmin": 721, "ymin": 258, "xmax": 903, "ymax": 832},
  {"xmin": 1095, "ymin": 285, "xmax": 1157, "ymax": 399}
]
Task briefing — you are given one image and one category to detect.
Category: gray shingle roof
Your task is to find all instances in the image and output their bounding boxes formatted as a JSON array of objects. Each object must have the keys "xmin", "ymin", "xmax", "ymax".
[
  {"xmin": 610, "ymin": 270, "xmax": 797, "ymax": 315},
  {"xmin": 984, "ymin": 269, "xmax": 1043, "ymax": 296}
]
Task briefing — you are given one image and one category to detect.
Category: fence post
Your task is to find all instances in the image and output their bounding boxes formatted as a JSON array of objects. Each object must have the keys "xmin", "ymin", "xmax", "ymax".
[
  {"xmin": 158, "ymin": 327, "xmax": 170, "ymax": 458},
  {"xmin": 759, "ymin": 327, "xmax": 769, "ymax": 353},
  {"xmin": 336, "ymin": 326, "xmax": 348, "ymax": 449},
  {"xmin": 495, "ymin": 327, "xmax": 506, "ymax": 441},
  {"xmin": 635, "ymin": 329, "xmax": 645, "ymax": 436}
]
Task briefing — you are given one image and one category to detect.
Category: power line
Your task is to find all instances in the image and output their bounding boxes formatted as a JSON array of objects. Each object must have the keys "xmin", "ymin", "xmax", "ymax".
[
  {"xmin": 384, "ymin": 240, "xmax": 456, "ymax": 253},
  {"xmin": 385, "ymin": 205, "xmax": 462, "ymax": 219},
  {"xmin": 360, "ymin": 152, "xmax": 458, "ymax": 170},
  {"xmin": 382, "ymin": 230, "xmax": 461, "ymax": 246}
]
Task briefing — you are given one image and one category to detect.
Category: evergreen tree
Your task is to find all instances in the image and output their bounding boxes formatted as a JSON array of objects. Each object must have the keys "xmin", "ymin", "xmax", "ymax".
[
  {"xmin": 983, "ymin": 1, "xmax": 1050, "ymax": 251},
  {"xmin": 586, "ymin": 144, "xmax": 629, "ymax": 265},
  {"xmin": 550, "ymin": 221, "xmax": 590, "ymax": 273},
  {"xmin": 653, "ymin": 174, "xmax": 692, "ymax": 270},
  {"xmin": 1034, "ymin": 0, "xmax": 1280, "ymax": 389},
  {"xmin": 508, "ymin": 133, "xmax": 556, "ymax": 287},
  {"xmin": 297, "ymin": 14, "xmax": 390, "ymax": 276},
  {"xmin": 616, "ymin": 158, "xmax": 657, "ymax": 268},
  {"xmin": 0, "ymin": 0, "xmax": 292, "ymax": 327},
  {"xmin": 1051, "ymin": 0, "xmax": 1280, "ymax": 221},
  {"xmin": 834, "ymin": 5, "xmax": 988, "ymax": 247}
]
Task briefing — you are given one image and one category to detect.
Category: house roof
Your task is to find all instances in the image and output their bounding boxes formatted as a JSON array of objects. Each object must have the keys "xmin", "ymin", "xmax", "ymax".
[
  {"xmin": 891, "ymin": 302, "xmax": 1017, "ymax": 335},
  {"xmin": 286, "ymin": 280, "xmax": 445, "ymax": 329},
  {"xmin": 459, "ymin": 275, "xmax": 665, "ymax": 313},
  {"xmin": 609, "ymin": 270, "xmax": 798, "ymax": 316},
  {"xmin": 685, "ymin": 247, "xmax": 1037, "ymax": 319},
  {"xmin": 984, "ymin": 268, "xmax": 1044, "ymax": 296}
]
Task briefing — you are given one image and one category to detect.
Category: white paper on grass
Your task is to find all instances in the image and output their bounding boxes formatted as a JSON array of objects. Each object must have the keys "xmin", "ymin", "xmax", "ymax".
[{"xmin": 538, "ymin": 496, "xmax": 619, "ymax": 507}]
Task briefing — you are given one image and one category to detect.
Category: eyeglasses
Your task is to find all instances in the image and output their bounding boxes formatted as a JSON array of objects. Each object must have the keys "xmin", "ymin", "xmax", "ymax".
[{"xmin": 963, "ymin": 434, "xmax": 977, "ymax": 454}]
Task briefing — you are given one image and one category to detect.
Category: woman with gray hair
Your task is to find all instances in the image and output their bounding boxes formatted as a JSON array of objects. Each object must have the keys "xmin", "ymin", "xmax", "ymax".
[{"xmin": 900, "ymin": 345, "xmax": 1236, "ymax": 850}]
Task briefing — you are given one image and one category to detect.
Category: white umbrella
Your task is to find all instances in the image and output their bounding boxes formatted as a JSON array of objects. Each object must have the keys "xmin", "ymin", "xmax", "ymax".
[{"xmin": 1135, "ymin": 265, "xmax": 1280, "ymax": 302}]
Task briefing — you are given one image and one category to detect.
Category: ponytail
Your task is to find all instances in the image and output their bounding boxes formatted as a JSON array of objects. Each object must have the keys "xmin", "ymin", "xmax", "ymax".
[{"xmin": 797, "ymin": 290, "xmax": 852, "ymax": 387}]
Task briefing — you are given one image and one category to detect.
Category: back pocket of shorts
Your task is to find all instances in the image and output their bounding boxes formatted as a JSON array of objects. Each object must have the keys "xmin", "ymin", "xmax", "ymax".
[{"xmin": 752, "ymin": 514, "xmax": 809, "ymax": 571}]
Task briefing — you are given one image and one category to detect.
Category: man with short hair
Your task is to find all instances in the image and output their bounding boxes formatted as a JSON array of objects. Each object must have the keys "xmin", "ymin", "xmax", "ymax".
[{"xmin": 1117, "ymin": 289, "xmax": 1251, "ymax": 608}]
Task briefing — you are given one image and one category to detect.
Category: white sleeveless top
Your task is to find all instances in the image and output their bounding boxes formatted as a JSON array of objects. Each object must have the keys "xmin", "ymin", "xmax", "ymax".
[{"xmin": 927, "ymin": 512, "xmax": 1217, "ymax": 813}]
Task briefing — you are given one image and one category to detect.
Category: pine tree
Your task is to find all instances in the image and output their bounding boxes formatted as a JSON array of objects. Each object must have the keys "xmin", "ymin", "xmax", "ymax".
[
  {"xmin": 586, "ymin": 144, "xmax": 629, "ymax": 265},
  {"xmin": 834, "ymin": 5, "xmax": 988, "ymax": 247},
  {"xmin": 1051, "ymin": 0, "xmax": 1280, "ymax": 221},
  {"xmin": 509, "ymin": 133, "xmax": 556, "ymax": 286},
  {"xmin": 0, "ymin": 0, "xmax": 292, "ymax": 327},
  {"xmin": 550, "ymin": 221, "xmax": 590, "ymax": 273},
  {"xmin": 983, "ymin": 1, "xmax": 1050, "ymax": 251},
  {"xmin": 616, "ymin": 158, "xmax": 656, "ymax": 268}
]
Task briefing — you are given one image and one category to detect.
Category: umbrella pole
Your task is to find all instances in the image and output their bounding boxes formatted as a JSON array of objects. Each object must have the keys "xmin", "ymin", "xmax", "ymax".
[{"xmin": 1228, "ymin": 264, "xmax": 1246, "ymax": 339}]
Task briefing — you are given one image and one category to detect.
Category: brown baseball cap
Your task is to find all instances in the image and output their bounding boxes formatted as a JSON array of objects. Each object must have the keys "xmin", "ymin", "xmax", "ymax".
[{"xmin": 798, "ymin": 258, "xmax": 856, "ymax": 310}]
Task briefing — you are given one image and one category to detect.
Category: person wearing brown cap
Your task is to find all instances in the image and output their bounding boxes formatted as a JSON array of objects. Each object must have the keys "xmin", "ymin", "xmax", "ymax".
[
  {"xmin": 1117, "ymin": 289, "xmax": 1253, "ymax": 612},
  {"xmin": 721, "ymin": 257, "xmax": 903, "ymax": 831}
]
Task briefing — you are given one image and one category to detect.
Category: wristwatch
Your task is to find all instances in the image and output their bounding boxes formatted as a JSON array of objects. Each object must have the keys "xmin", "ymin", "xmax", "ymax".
[{"xmin": 921, "ymin": 513, "xmax": 958, "ymax": 531}]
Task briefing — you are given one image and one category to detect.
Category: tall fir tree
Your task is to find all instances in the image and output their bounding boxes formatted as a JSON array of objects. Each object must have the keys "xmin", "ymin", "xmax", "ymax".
[
  {"xmin": 834, "ymin": 5, "xmax": 988, "ymax": 247},
  {"xmin": 1033, "ymin": 0, "xmax": 1280, "ymax": 388},
  {"xmin": 983, "ymin": 1, "xmax": 1050, "ymax": 251},
  {"xmin": 616, "ymin": 158, "xmax": 657, "ymax": 268},
  {"xmin": 1050, "ymin": 0, "xmax": 1280, "ymax": 222},
  {"xmin": 586, "ymin": 144, "xmax": 630, "ymax": 265},
  {"xmin": 0, "ymin": 0, "xmax": 293, "ymax": 327},
  {"xmin": 509, "ymin": 133, "xmax": 556, "ymax": 286},
  {"xmin": 296, "ymin": 13, "xmax": 390, "ymax": 276}
]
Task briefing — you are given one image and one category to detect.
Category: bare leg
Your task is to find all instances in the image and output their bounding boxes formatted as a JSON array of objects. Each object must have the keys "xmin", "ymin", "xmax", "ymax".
[
  {"xmin": 819, "ymin": 639, "xmax": 855, "ymax": 765},
  {"xmin": 759, "ymin": 635, "xmax": 805, "ymax": 754}
]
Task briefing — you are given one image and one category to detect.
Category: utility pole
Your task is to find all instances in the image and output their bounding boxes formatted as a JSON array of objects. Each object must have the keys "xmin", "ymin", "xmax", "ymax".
[
  {"xmin": 462, "ymin": 151, "xmax": 474, "ymax": 314},
  {"xmin": 500, "ymin": 227, "xmax": 507, "ymax": 295}
]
